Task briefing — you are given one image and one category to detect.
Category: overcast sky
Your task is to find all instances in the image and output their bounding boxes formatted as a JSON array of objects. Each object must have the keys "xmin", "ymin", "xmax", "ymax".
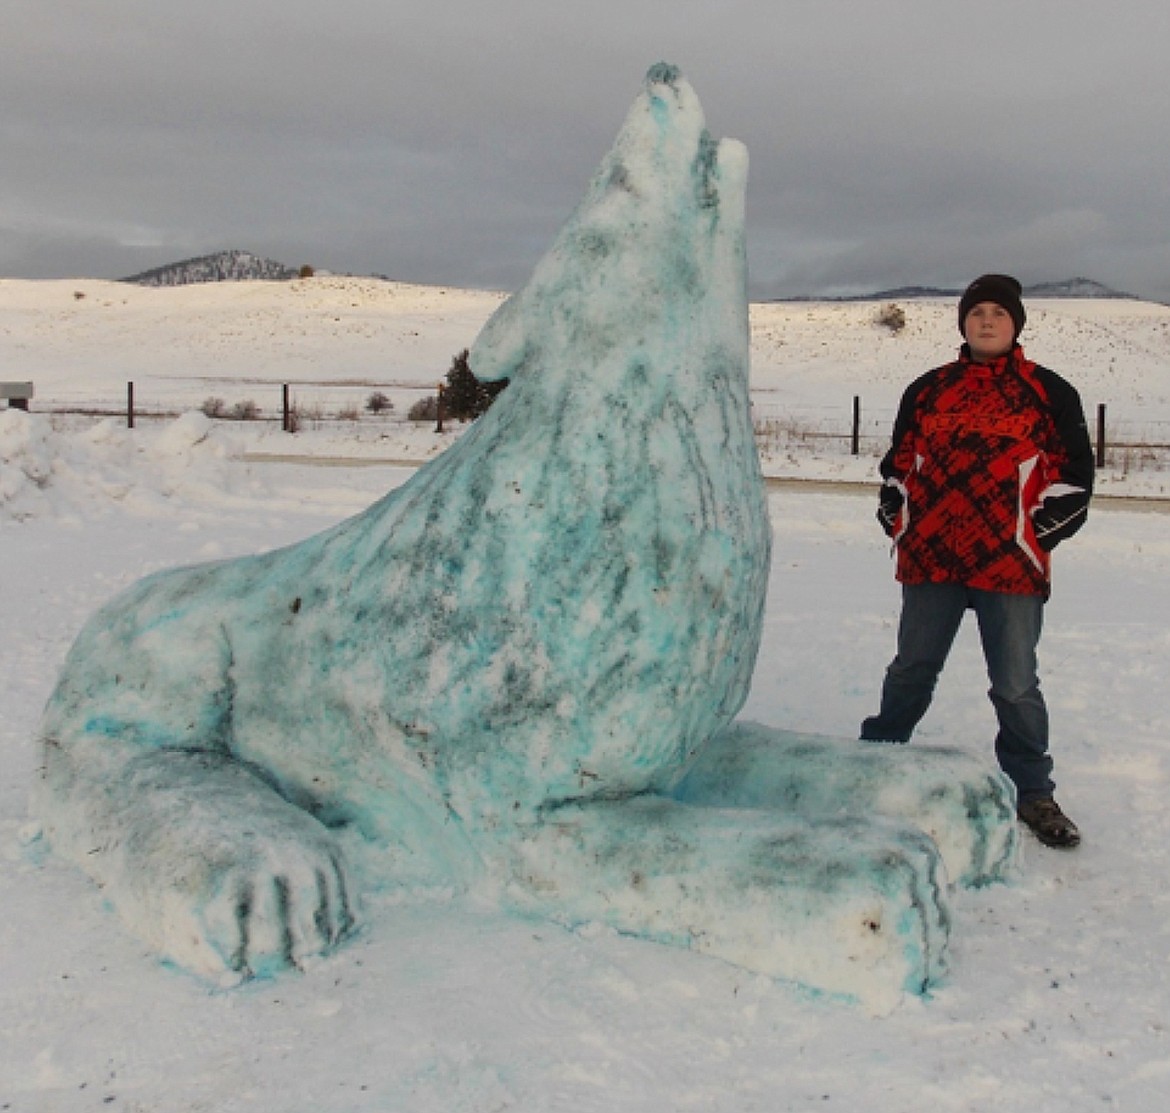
[{"xmin": 4, "ymin": 0, "xmax": 1170, "ymax": 301}]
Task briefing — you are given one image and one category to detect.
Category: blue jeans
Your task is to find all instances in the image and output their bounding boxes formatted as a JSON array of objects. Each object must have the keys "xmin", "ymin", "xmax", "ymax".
[{"xmin": 860, "ymin": 582, "xmax": 1054, "ymax": 802}]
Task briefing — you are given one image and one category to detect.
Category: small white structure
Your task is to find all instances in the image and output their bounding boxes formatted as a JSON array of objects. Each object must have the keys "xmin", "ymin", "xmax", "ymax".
[{"xmin": 0, "ymin": 382, "xmax": 33, "ymax": 411}]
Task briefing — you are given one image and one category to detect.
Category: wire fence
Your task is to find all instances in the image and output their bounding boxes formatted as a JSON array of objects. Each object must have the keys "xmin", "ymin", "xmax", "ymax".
[
  {"xmin": 15, "ymin": 384, "xmax": 1170, "ymax": 472},
  {"xmin": 750, "ymin": 397, "xmax": 1170, "ymax": 472},
  {"xmin": 25, "ymin": 381, "xmax": 438, "ymax": 431}
]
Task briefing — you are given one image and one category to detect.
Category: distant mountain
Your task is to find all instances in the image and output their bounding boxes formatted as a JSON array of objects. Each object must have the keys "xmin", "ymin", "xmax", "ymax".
[
  {"xmin": 1022, "ymin": 277, "xmax": 1133, "ymax": 299},
  {"xmin": 868, "ymin": 285, "xmax": 959, "ymax": 300},
  {"xmin": 121, "ymin": 250, "xmax": 300, "ymax": 287},
  {"xmin": 868, "ymin": 277, "xmax": 1133, "ymax": 301}
]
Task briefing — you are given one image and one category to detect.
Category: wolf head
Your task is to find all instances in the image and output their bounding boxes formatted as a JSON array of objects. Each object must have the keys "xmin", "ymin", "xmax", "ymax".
[{"xmin": 470, "ymin": 63, "xmax": 749, "ymax": 399}]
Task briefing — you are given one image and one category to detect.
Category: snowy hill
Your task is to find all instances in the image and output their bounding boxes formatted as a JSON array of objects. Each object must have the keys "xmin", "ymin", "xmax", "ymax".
[
  {"xmin": 0, "ymin": 276, "xmax": 506, "ymax": 406},
  {"xmin": 3, "ymin": 276, "xmax": 1167, "ymax": 411},
  {"xmin": 121, "ymin": 249, "xmax": 301, "ymax": 287}
]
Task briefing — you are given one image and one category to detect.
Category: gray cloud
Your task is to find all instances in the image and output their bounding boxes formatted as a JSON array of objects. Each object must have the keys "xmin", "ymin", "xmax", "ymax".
[{"xmin": 3, "ymin": 0, "xmax": 1169, "ymax": 300}]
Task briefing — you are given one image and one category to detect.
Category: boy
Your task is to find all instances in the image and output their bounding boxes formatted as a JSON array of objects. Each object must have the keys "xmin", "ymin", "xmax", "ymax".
[{"xmin": 861, "ymin": 274, "xmax": 1094, "ymax": 848}]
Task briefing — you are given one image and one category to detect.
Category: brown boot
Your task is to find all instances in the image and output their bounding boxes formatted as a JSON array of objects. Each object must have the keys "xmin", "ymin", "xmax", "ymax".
[{"xmin": 1018, "ymin": 796, "xmax": 1081, "ymax": 849}]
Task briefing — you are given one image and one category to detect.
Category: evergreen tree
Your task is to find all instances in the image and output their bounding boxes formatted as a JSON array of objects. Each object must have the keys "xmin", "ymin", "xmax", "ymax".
[{"xmin": 443, "ymin": 349, "xmax": 508, "ymax": 420}]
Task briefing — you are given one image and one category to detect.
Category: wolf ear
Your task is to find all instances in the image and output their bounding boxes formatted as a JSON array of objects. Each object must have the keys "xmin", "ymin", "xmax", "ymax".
[{"xmin": 469, "ymin": 290, "xmax": 530, "ymax": 383}]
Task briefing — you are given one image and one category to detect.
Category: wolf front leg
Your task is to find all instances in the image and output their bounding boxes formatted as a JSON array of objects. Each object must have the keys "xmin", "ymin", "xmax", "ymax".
[
  {"xmin": 35, "ymin": 736, "xmax": 356, "ymax": 984},
  {"xmin": 673, "ymin": 723, "xmax": 1019, "ymax": 888},
  {"xmin": 503, "ymin": 795, "xmax": 951, "ymax": 1013}
]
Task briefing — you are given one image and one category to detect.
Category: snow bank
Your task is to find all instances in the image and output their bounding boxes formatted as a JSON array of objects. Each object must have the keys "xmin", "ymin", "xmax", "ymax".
[{"xmin": 0, "ymin": 409, "xmax": 264, "ymax": 522}]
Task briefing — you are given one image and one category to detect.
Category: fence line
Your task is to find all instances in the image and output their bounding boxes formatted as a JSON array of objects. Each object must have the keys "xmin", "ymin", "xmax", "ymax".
[{"xmin": 25, "ymin": 385, "xmax": 1170, "ymax": 466}]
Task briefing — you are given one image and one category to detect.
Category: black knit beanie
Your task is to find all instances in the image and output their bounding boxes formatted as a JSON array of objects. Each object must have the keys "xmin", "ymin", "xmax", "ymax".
[{"xmin": 957, "ymin": 274, "xmax": 1026, "ymax": 340}]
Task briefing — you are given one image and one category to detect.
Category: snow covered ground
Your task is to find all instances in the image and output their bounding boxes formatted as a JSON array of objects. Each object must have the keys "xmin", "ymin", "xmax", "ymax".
[{"xmin": 3, "ymin": 279, "xmax": 1170, "ymax": 1111}]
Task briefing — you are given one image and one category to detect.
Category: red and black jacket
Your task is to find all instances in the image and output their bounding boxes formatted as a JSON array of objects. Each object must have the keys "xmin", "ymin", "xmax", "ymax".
[{"xmin": 877, "ymin": 345, "xmax": 1094, "ymax": 597}]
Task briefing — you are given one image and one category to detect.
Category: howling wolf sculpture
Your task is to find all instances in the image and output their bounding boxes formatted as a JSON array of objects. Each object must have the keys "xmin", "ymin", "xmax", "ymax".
[{"xmin": 35, "ymin": 65, "xmax": 1016, "ymax": 1011}]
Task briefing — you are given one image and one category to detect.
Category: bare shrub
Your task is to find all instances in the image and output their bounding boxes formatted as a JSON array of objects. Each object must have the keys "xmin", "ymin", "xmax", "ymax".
[
  {"xmin": 876, "ymin": 303, "xmax": 906, "ymax": 335},
  {"xmin": 408, "ymin": 396, "xmax": 439, "ymax": 422},
  {"xmin": 753, "ymin": 415, "xmax": 820, "ymax": 453},
  {"xmin": 230, "ymin": 399, "xmax": 260, "ymax": 421},
  {"xmin": 201, "ymin": 397, "xmax": 227, "ymax": 418},
  {"xmin": 366, "ymin": 391, "xmax": 393, "ymax": 414},
  {"xmin": 1112, "ymin": 444, "xmax": 1169, "ymax": 475}
]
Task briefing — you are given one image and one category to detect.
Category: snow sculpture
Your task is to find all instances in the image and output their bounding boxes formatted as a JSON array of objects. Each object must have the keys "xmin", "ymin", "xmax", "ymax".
[{"xmin": 35, "ymin": 65, "xmax": 1016, "ymax": 1010}]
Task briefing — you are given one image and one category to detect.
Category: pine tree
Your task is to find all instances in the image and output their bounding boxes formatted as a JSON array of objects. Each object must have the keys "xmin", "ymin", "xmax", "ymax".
[{"xmin": 443, "ymin": 349, "xmax": 508, "ymax": 420}]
